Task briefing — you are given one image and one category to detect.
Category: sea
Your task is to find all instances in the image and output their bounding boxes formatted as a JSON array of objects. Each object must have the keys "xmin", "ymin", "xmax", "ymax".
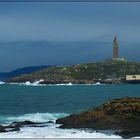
[{"xmin": 0, "ymin": 82, "xmax": 139, "ymax": 138}]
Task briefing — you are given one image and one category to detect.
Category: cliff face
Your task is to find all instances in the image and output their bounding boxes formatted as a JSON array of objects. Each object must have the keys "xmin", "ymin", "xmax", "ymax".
[
  {"xmin": 7, "ymin": 61, "xmax": 140, "ymax": 84},
  {"xmin": 56, "ymin": 97, "xmax": 140, "ymax": 138}
]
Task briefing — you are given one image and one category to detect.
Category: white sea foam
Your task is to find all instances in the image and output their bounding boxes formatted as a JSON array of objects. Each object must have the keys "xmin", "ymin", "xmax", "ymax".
[
  {"xmin": 55, "ymin": 83, "xmax": 73, "ymax": 86},
  {"xmin": 0, "ymin": 122, "xmax": 121, "ymax": 138},
  {"xmin": 0, "ymin": 112, "xmax": 139, "ymax": 138},
  {"xmin": 93, "ymin": 82, "xmax": 105, "ymax": 86},
  {"xmin": 94, "ymin": 82, "xmax": 101, "ymax": 85},
  {"xmin": 5, "ymin": 113, "xmax": 68, "ymax": 123},
  {"xmin": 0, "ymin": 81, "xmax": 5, "ymax": 84},
  {"xmin": 9, "ymin": 82, "xmax": 107, "ymax": 87},
  {"xmin": 18, "ymin": 79, "xmax": 45, "ymax": 86},
  {"xmin": 0, "ymin": 125, "xmax": 122, "ymax": 138}
]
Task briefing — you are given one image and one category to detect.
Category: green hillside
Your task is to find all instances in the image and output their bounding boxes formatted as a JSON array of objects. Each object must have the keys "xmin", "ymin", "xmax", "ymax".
[{"xmin": 7, "ymin": 61, "xmax": 140, "ymax": 84}]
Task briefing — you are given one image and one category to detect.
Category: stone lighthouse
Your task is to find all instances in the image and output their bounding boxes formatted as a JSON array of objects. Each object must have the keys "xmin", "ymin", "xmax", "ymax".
[{"xmin": 113, "ymin": 36, "xmax": 119, "ymax": 60}]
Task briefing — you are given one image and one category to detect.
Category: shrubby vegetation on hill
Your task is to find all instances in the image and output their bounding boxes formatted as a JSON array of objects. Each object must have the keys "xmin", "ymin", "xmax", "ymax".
[{"xmin": 7, "ymin": 61, "xmax": 140, "ymax": 84}]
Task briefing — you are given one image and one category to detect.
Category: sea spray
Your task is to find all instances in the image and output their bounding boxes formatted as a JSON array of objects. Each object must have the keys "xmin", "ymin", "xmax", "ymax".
[
  {"xmin": 3, "ymin": 113, "xmax": 69, "ymax": 124},
  {"xmin": 0, "ymin": 112, "xmax": 122, "ymax": 138}
]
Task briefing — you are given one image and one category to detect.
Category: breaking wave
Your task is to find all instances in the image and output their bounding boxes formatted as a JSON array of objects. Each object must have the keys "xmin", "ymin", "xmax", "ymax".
[
  {"xmin": 19, "ymin": 79, "xmax": 45, "ymax": 86},
  {"xmin": 55, "ymin": 83, "xmax": 73, "ymax": 86},
  {"xmin": 2, "ymin": 112, "xmax": 69, "ymax": 124},
  {"xmin": 0, "ymin": 81, "xmax": 5, "ymax": 84},
  {"xmin": 0, "ymin": 112, "xmax": 138, "ymax": 138},
  {"xmin": 8, "ymin": 81, "xmax": 107, "ymax": 87},
  {"xmin": 0, "ymin": 113, "xmax": 121, "ymax": 138}
]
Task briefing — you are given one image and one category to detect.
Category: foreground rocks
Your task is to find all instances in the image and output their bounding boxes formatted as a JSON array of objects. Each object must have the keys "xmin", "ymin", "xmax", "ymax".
[
  {"xmin": 56, "ymin": 97, "xmax": 140, "ymax": 138},
  {"xmin": 0, "ymin": 120, "xmax": 52, "ymax": 133}
]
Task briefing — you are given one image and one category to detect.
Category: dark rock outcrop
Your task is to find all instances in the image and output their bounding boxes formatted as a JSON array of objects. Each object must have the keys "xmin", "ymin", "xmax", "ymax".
[
  {"xmin": 0, "ymin": 125, "xmax": 7, "ymax": 132},
  {"xmin": 0, "ymin": 120, "xmax": 46, "ymax": 133},
  {"xmin": 11, "ymin": 120, "xmax": 37, "ymax": 127},
  {"xmin": 46, "ymin": 121, "xmax": 54, "ymax": 124},
  {"xmin": 56, "ymin": 97, "xmax": 140, "ymax": 138}
]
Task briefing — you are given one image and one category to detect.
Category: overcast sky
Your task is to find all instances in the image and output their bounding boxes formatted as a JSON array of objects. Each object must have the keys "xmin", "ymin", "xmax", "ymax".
[{"xmin": 0, "ymin": 2, "xmax": 140, "ymax": 71}]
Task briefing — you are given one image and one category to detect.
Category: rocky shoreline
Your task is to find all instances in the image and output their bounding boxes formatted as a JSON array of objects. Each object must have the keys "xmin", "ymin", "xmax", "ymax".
[
  {"xmin": 56, "ymin": 97, "xmax": 140, "ymax": 139},
  {"xmin": 6, "ymin": 79, "xmax": 123, "ymax": 85},
  {"xmin": 0, "ymin": 97, "xmax": 139, "ymax": 139},
  {"xmin": 6, "ymin": 61, "xmax": 140, "ymax": 85},
  {"xmin": 39, "ymin": 79, "xmax": 122, "ymax": 85}
]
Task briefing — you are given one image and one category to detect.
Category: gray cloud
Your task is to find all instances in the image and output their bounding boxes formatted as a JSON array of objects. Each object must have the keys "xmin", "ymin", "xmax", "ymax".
[{"xmin": 0, "ymin": 3, "xmax": 140, "ymax": 71}]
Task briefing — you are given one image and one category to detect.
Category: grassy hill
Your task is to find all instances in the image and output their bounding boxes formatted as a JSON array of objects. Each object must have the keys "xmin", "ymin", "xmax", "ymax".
[{"xmin": 7, "ymin": 61, "xmax": 140, "ymax": 84}]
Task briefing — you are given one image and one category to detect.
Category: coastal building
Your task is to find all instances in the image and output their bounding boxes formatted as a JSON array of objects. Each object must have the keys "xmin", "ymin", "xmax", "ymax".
[
  {"xmin": 126, "ymin": 75, "xmax": 140, "ymax": 81},
  {"xmin": 112, "ymin": 36, "xmax": 125, "ymax": 61},
  {"xmin": 120, "ymin": 74, "xmax": 140, "ymax": 84}
]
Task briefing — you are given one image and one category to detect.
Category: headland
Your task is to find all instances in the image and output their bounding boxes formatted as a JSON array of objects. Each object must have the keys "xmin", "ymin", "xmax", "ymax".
[
  {"xmin": 56, "ymin": 97, "xmax": 140, "ymax": 139},
  {"xmin": 6, "ymin": 61, "xmax": 140, "ymax": 84}
]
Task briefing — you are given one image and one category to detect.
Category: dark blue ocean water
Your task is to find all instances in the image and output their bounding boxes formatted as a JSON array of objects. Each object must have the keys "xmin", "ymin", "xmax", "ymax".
[{"xmin": 0, "ymin": 84, "xmax": 139, "ymax": 115}]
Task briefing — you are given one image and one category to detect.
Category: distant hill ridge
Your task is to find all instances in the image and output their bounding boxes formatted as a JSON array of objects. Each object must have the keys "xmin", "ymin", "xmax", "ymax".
[
  {"xmin": 0, "ymin": 65, "xmax": 50, "ymax": 81},
  {"xmin": 7, "ymin": 61, "xmax": 140, "ymax": 84}
]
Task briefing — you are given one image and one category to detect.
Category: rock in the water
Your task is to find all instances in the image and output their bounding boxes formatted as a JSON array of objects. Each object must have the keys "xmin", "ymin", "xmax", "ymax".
[
  {"xmin": 46, "ymin": 121, "xmax": 54, "ymax": 124},
  {"xmin": 0, "ymin": 120, "xmax": 47, "ymax": 133},
  {"xmin": 8, "ymin": 127, "xmax": 20, "ymax": 132},
  {"xmin": 115, "ymin": 129, "xmax": 140, "ymax": 139},
  {"xmin": 0, "ymin": 125, "xmax": 7, "ymax": 132},
  {"xmin": 12, "ymin": 120, "xmax": 37, "ymax": 127},
  {"xmin": 56, "ymin": 97, "xmax": 140, "ymax": 138}
]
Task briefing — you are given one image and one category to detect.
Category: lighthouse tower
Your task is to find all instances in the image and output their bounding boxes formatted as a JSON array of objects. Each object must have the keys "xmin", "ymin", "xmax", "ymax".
[{"xmin": 113, "ymin": 36, "xmax": 119, "ymax": 60}]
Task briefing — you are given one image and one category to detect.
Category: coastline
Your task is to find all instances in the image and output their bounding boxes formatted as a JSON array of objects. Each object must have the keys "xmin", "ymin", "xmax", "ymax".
[
  {"xmin": 56, "ymin": 97, "xmax": 140, "ymax": 139},
  {"xmin": 0, "ymin": 97, "xmax": 139, "ymax": 138},
  {"xmin": 1, "ymin": 80, "xmax": 140, "ymax": 87},
  {"xmin": 6, "ymin": 61, "xmax": 140, "ymax": 85},
  {"xmin": 0, "ymin": 83, "xmax": 139, "ymax": 138}
]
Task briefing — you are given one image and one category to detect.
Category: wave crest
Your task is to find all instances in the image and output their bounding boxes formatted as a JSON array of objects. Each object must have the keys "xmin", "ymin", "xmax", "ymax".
[{"xmin": 3, "ymin": 113, "xmax": 69, "ymax": 123}]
